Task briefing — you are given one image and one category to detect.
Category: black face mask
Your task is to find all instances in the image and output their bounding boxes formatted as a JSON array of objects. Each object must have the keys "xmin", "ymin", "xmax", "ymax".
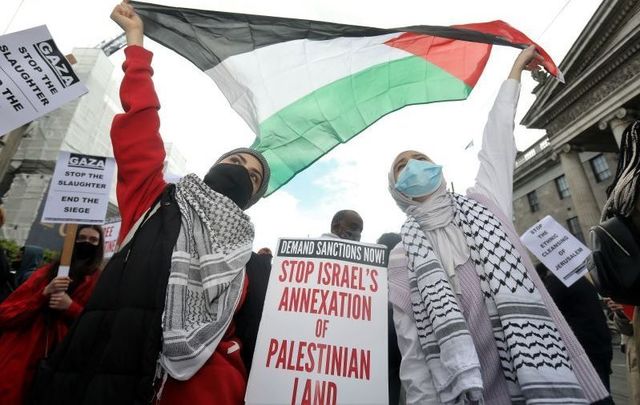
[
  {"xmin": 203, "ymin": 163, "xmax": 253, "ymax": 209},
  {"xmin": 74, "ymin": 241, "xmax": 98, "ymax": 261}
]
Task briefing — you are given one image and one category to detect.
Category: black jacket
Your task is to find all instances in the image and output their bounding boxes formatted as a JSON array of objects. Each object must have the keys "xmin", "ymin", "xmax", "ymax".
[
  {"xmin": 235, "ymin": 253, "xmax": 272, "ymax": 371},
  {"xmin": 41, "ymin": 187, "xmax": 181, "ymax": 405},
  {"xmin": 541, "ymin": 272, "xmax": 613, "ymax": 392}
]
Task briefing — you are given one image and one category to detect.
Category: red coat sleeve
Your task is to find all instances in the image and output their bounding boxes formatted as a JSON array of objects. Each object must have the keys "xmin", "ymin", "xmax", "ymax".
[
  {"xmin": 62, "ymin": 271, "xmax": 99, "ymax": 321},
  {"xmin": 0, "ymin": 266, "xmax": 49, "ymax": 329},
  {"xmin": 111, "ymin": 45, "xmax": 167, "ymax": 242},
  {"xmin": 64, "ymin": 300, "xmax": 84, "ymax": 320}
]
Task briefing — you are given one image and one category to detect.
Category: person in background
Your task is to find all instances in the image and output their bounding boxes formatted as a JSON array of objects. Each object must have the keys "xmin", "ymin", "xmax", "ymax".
[
  {"xmin": 377, "ymin": 232, "xmax": 403, "ymax": 405},
  {"xmin": 324, "ymin": 209, "xmax": 363, "ymax": 241},
  {"xmin": 14, "ymin": 245, "xmax": 45, "ymax": 286},
  {"xmin": 42, "ymin": 3, "xmax": 270, "ymax": 405},
  {"xmin": 605, "ymin": 299, "xmax": 639, "ymax": 404},
  {"xmin": 535, "ymin": 263, "xmax": 613, "ymax": 392},
  {"xmin": 599, "ymin": 120, "xmax": 640, "ymax": 403},
  {"xmin": 386, "ymin": 46, "xmax": 611, "ymax": 404},
  {"xmin": 9, "ymin": 246, "xmax": 23, "ymax": 273},
  {"xmin": 0, "ymin": 225, "xmax": 104, "ymax": 405}
]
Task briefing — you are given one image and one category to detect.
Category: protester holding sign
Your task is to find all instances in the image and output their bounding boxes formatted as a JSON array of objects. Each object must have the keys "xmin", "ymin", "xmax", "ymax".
[
  {"xmin": 0, "ymin": 225, "xmax": 103, "ymax": 405},
  {"xmin": 386, "ymin": 46, "xmax": 611, "ymax": 404},
  {"xmin": 41, "ymin": 2, "xmax": 270, "ymax": 405}
]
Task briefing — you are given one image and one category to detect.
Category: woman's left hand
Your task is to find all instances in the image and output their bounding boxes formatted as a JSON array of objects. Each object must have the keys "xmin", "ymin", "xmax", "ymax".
[{"xmin": 49, "ymin": 292, "xmax": 72, "ymax": 310}]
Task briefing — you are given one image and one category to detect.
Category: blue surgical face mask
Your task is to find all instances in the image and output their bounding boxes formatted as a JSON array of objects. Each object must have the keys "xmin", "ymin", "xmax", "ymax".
[{"xmin": 395, "ymin": 159, "xmax": 443, "ymax": 197}]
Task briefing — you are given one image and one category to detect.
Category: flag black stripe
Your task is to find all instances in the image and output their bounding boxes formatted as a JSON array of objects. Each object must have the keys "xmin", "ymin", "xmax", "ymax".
[{"xmin": 132, "ymin": 1, "xmax": 523, "ymax": 71}]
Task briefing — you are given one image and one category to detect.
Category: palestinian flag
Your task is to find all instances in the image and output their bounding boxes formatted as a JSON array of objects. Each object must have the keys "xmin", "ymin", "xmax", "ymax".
[{"xmin": 131, "ymin": 1, "xmax": 561, "ymax": 195}]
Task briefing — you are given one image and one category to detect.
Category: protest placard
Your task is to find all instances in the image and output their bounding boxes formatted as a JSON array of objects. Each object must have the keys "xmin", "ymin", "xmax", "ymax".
[
  {"xmin": 102, "ymin": 219, "xmax": 122, "ymax": 259},
  {"xmin": 42, "ymin": 151, "xmax": 115, "ymax": 225},
  {"xmin": 520, "ymin": 215, "xmax": 591, "ymax": 287},
  {"xmin": 245, "ymin": 238, "xmax": 389, "ymax": 405},
  {"xmin": 0, "ymin": 25, "xmax": 88, "ymax": 135}
]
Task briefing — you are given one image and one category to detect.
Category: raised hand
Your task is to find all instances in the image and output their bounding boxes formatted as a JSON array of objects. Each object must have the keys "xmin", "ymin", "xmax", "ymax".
[
  {"xmin": 110, "ymin": 0, "xmax": 144, "ymax": 47},
  {"xmin": 509, "ymin": 45, "xmax": 543, "ymax": 81}
]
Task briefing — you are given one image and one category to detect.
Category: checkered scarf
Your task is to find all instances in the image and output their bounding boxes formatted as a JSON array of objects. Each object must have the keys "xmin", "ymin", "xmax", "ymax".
[
  {"xmin": 401, "ymin": 192, "xmax": 586, "ymax": 404},
  {"xmin": 160, "ymin": 174, "xmax": 254, "ymax": 380}
]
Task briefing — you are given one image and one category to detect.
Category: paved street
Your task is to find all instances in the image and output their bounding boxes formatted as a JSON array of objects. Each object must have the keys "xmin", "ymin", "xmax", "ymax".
[{"xmin": 611, "ymin": 344, "xmax": 632, "ymax": 405}]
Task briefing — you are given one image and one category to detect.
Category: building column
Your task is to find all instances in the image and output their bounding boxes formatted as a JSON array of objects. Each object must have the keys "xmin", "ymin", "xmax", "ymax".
[
  {"xmin": 559, "ymin": 146, "xmax": 602, "ymax": 237},
  {"xmin": 598, "ymin": 107, "xmax": 637, "ymax": 147}
]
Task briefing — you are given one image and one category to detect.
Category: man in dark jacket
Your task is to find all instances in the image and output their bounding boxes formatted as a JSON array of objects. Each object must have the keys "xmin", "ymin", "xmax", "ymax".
[{"xmin": 14, "ymin": 245, "xmax": 44, "ymax": 286}]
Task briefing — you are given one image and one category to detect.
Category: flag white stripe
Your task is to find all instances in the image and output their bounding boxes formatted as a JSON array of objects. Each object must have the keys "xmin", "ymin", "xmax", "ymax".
[{"xmin": 205, "ymin": 32, "xmax": 414, "ymax": 131}]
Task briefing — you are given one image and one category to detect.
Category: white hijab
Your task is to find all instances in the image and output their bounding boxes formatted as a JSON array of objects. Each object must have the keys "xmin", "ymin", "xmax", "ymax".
[{"xmin": 387, "ymin": 167, "xmax": 470, "ymax": 293}]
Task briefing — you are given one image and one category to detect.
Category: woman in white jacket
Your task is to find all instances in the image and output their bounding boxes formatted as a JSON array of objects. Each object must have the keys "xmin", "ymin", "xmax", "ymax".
[{"xmin": 386, "ymin": 46, "xmax": 612, "ymax": 405}]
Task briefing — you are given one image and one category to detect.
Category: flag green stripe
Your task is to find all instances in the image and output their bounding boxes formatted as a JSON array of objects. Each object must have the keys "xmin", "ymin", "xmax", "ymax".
[{"xmin": 253, "ymin": 55, "xmax": 472, "ymax": 195}]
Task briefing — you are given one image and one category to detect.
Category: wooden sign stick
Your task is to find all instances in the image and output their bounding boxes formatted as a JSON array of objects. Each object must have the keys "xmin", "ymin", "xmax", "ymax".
[{"xmin": 57, "ymin": 223, "xmax": 78, "ymax": 277}]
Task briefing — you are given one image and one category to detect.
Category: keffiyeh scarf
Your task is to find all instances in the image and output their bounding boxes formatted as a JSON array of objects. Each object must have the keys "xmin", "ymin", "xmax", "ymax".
[
  {"xmin": 160, "ymin": 174, "xmax": 254, "ymax": 380},
  {"xmin": 401, "ymin": 192, "xmax": 586, "ymax": 404}
]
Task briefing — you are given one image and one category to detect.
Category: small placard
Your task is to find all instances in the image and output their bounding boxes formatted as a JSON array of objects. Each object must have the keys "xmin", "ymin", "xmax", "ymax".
[
  {"xmin": 521, "ymin": 215, "xmax": 591, "ymax": 287},
  {"xmin": 42, "ymin": 151, "xmax": 115, "ymax": 225},
  {"xmin": 0, "ymin": 25, "xmax": 88, "ymax": 134}
]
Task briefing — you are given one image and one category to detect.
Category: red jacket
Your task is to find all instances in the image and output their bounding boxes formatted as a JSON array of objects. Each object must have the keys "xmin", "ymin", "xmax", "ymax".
[
  {"xmin": 111, "ymin": 46, "xmax": 167, "ymax": 244},
  {"xmin": 0, "ymin": 265, "xmax": 98, "ymax": 405},
  {"xmin": 112, "ymin": 46, "xmax": 247, "ymax": 405}
]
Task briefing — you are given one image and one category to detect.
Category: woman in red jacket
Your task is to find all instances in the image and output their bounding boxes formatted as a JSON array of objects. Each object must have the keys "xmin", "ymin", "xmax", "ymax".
[{"xmin": 0, "ymin": 225, "xmax": 104, "ymax": 405}]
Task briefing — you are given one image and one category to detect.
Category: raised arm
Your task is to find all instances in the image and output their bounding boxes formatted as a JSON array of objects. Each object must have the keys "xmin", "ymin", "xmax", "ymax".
[
  {"xmin": 110, "ymin": 1, "xmax": 167, "ymax": 240},
  {"xmin": 469, "ymin": 46, "xmax": 541, "ymax": 218}
]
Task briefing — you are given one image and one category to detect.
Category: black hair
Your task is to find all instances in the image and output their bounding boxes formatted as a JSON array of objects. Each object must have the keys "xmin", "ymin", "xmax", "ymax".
[
  {"xmin": 331, "ymin": 210, "xmax": 362, "ymax": 228},
  {"xmin": 602, "ymin": 121, "xmax": 640, "ymax": 219}
]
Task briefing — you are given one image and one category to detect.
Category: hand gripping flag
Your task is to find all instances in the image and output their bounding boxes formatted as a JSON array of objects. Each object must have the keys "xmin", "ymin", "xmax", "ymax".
[{"xmin": 131, "ymin": 1, "xmax": 561, "ymax": 195}]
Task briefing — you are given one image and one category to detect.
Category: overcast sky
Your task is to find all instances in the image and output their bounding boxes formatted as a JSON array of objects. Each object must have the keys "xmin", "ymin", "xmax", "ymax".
[{"xmin": 2, "ymin": 0, "xmax": 602, "ymax": 250}]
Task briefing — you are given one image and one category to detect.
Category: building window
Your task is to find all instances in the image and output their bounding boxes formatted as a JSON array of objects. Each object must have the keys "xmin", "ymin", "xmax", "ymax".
[
  {"xmin": 590, "ymin": 154, "xmax": 611, "ymax": 182},
  {"xmin": 527, "ymin": 191, "xmax": 539, "ymax": 212},
  {"xmin": 555, "ymin": 175, "xmax": 570, "ymax": 199},
  {"xmin": 567, "ymin": 216, "xmax": 585, "ymax": 243}
]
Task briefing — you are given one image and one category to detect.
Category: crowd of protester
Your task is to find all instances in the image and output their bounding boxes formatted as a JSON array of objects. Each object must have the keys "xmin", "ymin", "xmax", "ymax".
[{"xmin": 0, "ymin": 1, "xmax": 638, "ymax": 404}]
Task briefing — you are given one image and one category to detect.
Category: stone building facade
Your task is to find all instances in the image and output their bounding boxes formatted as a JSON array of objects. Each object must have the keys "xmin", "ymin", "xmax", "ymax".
[
  {"xmin": 513, "ymin": 141, "xmax": 618, "ymax": 241},
  {"xmin": 514, "ymin": 0, "xmax": 640, "ymax": 240}
]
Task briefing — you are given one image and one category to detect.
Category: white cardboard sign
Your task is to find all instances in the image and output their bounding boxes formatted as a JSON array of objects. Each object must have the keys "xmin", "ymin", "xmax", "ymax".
[
  {"xmin": 245, "ymin": 238, "xmax": 389, "ymax": 405},
  {"xmin": 42, "ymin": 151, "xmax": 115, "ymax": 225},
  {"xmin": 102, "ymin": 219, "xmax": 122, "ymax": 259},
  {"xmin": 520, "ymin": 215, "xmax": 591, "ymax": 287},
  {"xmin": 0, "ymin": 25, "xmax": 88, "ymax": 135}
]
